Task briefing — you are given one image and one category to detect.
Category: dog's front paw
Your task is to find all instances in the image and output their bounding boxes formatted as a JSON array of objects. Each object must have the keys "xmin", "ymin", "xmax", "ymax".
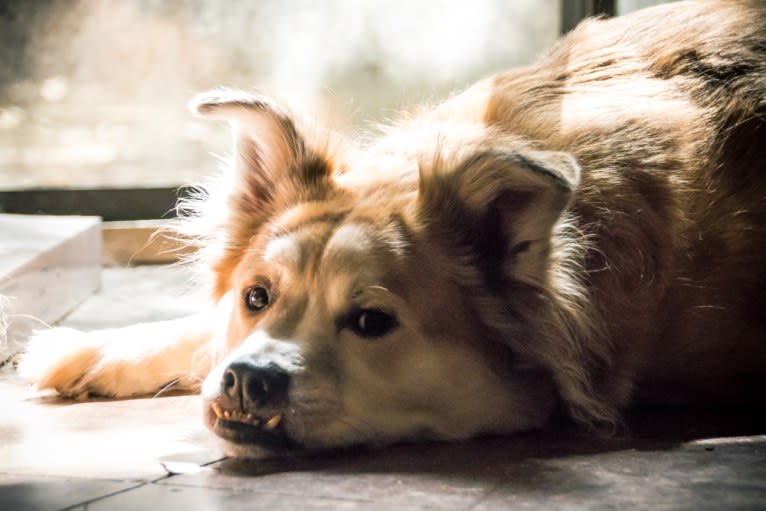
[{"xmin": 18, "ymin": 327, "xmax": 130, "ymax": 399}]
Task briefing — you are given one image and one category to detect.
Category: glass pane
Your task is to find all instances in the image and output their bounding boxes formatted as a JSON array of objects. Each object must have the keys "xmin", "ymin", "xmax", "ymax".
[
  {"xmin": 619, "ymin": 0, "xmax": 679, "ymax": 15},
  {"xmin": 0, "ymin": 0, "xmax": 560, "ymax": 190}
]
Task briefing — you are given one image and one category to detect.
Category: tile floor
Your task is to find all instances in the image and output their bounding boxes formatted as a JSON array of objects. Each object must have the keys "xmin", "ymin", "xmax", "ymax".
[
  {"xmin": 0, "ymin": 214, "xmax": 101, "ymax": 361},
  {"xmin": 1, "ymin": 266, "xmax": 765, "ymax": 510}
]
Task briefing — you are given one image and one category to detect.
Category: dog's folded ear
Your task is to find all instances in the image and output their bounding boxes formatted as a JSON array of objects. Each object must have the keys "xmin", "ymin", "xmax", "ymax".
[
  {"xmin": 190, "ymin": 89, "xmax": 333, "ymax": 214},
  {"xmin": 417, "ymin": 147, "xmax": 580, "ymax": 287}
]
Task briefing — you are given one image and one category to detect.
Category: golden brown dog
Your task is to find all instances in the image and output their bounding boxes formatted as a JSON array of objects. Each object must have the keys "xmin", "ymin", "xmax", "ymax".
[{"xmin": 20, "ymin": 0, "xmax": 766, "ymax": 457}]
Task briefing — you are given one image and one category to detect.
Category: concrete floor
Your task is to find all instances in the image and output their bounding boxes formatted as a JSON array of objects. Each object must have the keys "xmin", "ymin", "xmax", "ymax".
[{"xmin": 1, "ymin": 266, "xmax": 765, "ymax": 510}]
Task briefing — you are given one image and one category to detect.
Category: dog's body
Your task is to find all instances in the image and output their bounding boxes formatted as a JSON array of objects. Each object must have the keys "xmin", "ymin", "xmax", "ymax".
[{"xmin": 19, "ymin": 1, "xmax": 766, "ymax": 457}]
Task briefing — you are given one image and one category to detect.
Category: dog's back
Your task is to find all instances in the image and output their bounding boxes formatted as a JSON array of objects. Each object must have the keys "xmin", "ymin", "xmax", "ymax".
[{"xmin": 477, "ymin": 0, "xmax": 766, "ymax": 405}]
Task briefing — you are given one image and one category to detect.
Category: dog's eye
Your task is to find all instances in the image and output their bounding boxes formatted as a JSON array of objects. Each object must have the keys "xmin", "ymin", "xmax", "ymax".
[
  {"xmin": 348, "ymin": 308, "xmax": 398, "ymax": 339},
  {"xmin": 245, "ymin": 286, "xmax": 270, "ymax": 312}
]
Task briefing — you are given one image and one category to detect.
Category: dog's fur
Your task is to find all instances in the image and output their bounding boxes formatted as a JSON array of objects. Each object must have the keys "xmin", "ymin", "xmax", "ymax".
[{"xmin": 19, "ymin": 1, "xmax": 766, "ymax": 457}]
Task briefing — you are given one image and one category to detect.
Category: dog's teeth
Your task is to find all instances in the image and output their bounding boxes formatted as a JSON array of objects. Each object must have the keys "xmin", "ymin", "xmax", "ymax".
[
  {"xmin": 265, "ymin": 414, "xmax": 282, "ymax": 430},
  {"xmin": 223, "ymin": 410, "xmax": 231, "ymax": 419},
  {"xmin": 211, "ymin": 402, "xmax": 224, "ymax": 419}
]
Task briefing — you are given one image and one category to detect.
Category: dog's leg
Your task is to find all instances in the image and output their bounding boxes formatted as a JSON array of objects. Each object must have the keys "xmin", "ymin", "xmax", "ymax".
[{"xmin": 17, "ymin": 301, "xmax": 228, "ymax": 399}]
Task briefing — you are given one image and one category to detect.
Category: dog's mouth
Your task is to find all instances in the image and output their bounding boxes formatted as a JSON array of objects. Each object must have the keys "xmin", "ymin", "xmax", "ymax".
[{"xmin": 205, "ymin": 402, "xmax": 297, "ymax": 451}]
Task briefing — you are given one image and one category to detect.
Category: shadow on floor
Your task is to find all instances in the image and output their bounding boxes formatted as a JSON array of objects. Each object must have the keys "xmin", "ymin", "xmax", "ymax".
[{"xmin": 215, "ymin": 404, "xmax": 766, "ymax": 481}]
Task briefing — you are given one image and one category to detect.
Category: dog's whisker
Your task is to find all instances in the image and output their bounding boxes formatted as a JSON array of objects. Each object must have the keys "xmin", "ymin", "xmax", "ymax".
[{"xmin": 153, "ymin": 378, "xmax": 181, "ymax": 399}]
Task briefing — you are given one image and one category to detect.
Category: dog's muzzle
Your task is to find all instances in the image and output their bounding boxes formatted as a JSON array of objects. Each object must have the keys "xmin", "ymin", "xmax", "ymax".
[{"xmin": 205, "ymin": 355, "xmax": 295, "ymax": 450}]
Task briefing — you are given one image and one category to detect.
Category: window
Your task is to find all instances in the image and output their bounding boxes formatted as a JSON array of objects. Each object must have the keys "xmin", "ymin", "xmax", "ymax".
[
  {"xmin": 0, "ymin": 1, "xmax": 562, "ymax": 193},
  {"xmin": 619, "ymin": 0, "xmax": 678, "ymax": 15}
]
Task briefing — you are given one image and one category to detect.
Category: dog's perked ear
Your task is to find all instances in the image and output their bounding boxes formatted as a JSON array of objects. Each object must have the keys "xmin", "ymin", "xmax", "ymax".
[
  {"xmin": 417, "ymin": 147, "xmax": 581, "ymax": 288},
  {"xmin": 188, "ymin": 89, "xmax": 337, "ymax": 296},
  {"xmin": 190, "ymin": 89, "xmax": 334, "ymax": 218}
]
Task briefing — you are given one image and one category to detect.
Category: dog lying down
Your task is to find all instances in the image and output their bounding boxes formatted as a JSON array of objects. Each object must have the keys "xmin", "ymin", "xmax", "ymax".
[{"xmin": 19, "ymin": 0, "xmax": 766, "ymax": 458}]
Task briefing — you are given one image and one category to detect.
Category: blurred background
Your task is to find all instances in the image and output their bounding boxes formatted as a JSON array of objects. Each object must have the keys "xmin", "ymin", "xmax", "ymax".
[
  {"xmin": 0, "ymin": 0, "xmax": 678, "ymax": 351},
  {"xmin": 0, "ymin": 0, "xmax": 674, "ymax": 192}
]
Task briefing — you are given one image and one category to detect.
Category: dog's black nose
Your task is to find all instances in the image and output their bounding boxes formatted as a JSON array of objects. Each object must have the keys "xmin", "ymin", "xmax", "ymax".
[{"xmin": 220, "ymin": 359, "xmax": 290, "ymax": 410}]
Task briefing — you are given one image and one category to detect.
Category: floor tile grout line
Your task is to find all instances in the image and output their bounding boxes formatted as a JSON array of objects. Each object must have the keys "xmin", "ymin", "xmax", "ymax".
[
  {"xmin": 54, "ymin": 471, "xmax": 381, "ymax": 508},
  {"xmin": 153, "ymin": 458, "xmax": 497, "ymax": 506},
  {"xmin": 57, "ymin": 481, "xmax": 149, "ymax": 511},
  {"xmin": 56, "ymin": 473, "xmax": 183, "ymax": 511},
  {"xmin": 156, "ymin": 456, "xmax": 228, "ymax": 478},
  {"xmin": 200, "ymin": 456, "xmax": 229, "ymax": 467},
  {"xmin": 6, "ymin": 456, "xmax": 228, "ymax": 511}
]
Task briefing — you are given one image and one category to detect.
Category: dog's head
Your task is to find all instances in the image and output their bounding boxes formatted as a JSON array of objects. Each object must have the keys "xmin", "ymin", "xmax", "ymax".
[{"xmin": 189, "ymin": 90, "xmax": 582, "ymax": 457}]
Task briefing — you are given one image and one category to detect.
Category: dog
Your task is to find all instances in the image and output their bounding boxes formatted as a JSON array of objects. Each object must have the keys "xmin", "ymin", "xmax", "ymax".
[{"xmin": 18, "ymin": 0, "xmax": 766, "ymax": 458}]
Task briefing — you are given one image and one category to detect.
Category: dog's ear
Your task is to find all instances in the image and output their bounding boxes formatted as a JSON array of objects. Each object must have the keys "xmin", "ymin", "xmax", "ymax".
[
  {"xmin": 417, "ymin": 148, "xmax": 580, "ymax": 287},
  {"xmin": 188, "ymin": 89, "xmax": 336, "ymax": 296},
  {"xmin": 190, "ymin": 89, "xmax": 333, "ymax": 215}
]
